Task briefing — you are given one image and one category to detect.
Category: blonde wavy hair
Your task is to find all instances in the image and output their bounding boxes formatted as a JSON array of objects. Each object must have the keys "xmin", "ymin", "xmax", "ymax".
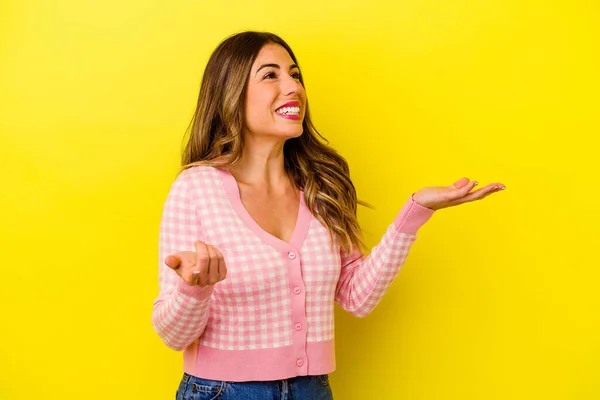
[{"xmin": 181, "ymin": 31, "xmax": 367, "ymax": 253}]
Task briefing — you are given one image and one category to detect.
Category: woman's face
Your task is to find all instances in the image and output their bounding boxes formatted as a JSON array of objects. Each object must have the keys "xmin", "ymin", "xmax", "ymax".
[{"xmin": 244, "ymin": 43, "xmax": 307, "ymax": 141}]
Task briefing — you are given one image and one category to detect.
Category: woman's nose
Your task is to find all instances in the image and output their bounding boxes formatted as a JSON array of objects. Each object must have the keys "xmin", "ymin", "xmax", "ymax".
[{"xmin": 281, "ymin": 75, "xmax": 302, "ymax": 95}]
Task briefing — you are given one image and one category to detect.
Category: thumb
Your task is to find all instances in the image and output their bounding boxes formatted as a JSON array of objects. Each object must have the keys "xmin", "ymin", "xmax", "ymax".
[
  {"xmin": 164, "ymin": 254, "xmax": 182, "ymax": 270},
  {"xmin": 450, "ymin": 177, "xmax": 470, "ymax": 190}
]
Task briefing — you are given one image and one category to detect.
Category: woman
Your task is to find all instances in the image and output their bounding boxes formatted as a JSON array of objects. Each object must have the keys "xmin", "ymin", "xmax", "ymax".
[{"xmin": 152, "ymin": 31, "xmax": 505, "ymax": 400}]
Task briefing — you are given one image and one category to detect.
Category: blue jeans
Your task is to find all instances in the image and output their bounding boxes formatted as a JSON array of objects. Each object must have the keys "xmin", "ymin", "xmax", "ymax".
[{"xmin": 176, "ymin": 372, "xmax": 334, "ymax": 400}]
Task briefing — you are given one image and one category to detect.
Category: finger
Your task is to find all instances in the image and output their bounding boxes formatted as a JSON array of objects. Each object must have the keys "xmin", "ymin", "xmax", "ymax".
[
  {"xmin": 458, "ymin": 179, "xmax": 479, "ymax": 196},
  {"xmin": 194, "ymin": 240, "xmax": 210, "ymax": 287},
  {"xmin": 178, "ymin": 253, "xmax": 199, "ymax": 285},
  {"xmin": 180, "ymin": 267, "xmax": 201, "ymax": 286},
  {"xmin": 449, "ymin": 184, "xmax": 499, "ymax": 205},
  {"xmin": 191, "ymin": 270, "xmax": 201, "ymax": 286},
  {"xmin": 478, "ymin": 184, "xmax": 505, "ymax": 200},
  {"xmin": 214, "ymin": 247, "xmax": 227, "ymax": 282},
  {"xmin": 206, "ymin": 245, "xmax": 220, "ymax": 285},
  {"xmin": 168, "ymin": 251, "xmax": 199, "ymax": 285},
  {"xmin": 165, "ymin": 255, "xmax": 181, "ymax": 270},
  {"xmin": 444, "ymin": 179, "xmax": 479, "ymax": 203},
  {"xmin": 450, "ymin": 177, "xmax": 471, "ymax": 190}
]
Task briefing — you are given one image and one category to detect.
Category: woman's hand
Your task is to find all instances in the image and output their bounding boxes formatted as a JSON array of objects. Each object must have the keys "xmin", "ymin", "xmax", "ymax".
[
  {"xmin": 413, "ymin": 177, "xmax": 506, "ymax": 211},
  {"xmin": 165, "ymin": 241, "xmax": 227, "ymax": 287}
]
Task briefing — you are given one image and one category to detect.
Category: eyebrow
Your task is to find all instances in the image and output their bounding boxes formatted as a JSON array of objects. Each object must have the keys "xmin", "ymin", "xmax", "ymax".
[{"xmin": 255, "ymin": 63, "xmax": 300, "ymax": 76}]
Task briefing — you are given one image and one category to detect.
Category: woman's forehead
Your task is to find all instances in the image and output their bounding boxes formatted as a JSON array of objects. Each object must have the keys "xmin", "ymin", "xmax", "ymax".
[{"xmin": 253, "ymin": 44, "xmax": 293, "ymax": 67}]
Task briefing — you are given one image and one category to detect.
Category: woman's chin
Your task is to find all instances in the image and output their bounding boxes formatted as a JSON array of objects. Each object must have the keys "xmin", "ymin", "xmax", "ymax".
[
  {"xmin": 274, "ymin": 127, "xmax": 304, "ymax": 139},
  {"xmin": 247, "ymin": 126, "xmax": 304, "ymax": 140}
]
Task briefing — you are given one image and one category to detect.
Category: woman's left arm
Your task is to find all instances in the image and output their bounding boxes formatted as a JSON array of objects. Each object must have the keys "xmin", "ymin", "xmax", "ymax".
[{"xmin": 335, "ymin": 177, "xmax": 505, "ymax": 317}]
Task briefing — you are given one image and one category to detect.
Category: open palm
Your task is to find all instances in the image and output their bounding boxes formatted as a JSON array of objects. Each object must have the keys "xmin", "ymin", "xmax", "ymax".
[{"xmin": 413, "ymin": 178, "xmax": 506, "ymax": 210}]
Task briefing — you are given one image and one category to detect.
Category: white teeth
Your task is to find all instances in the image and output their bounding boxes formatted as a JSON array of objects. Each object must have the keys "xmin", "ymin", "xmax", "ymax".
[{"xmin": 276, "ymin": 106, "xmax": 300, "ymax": 115}]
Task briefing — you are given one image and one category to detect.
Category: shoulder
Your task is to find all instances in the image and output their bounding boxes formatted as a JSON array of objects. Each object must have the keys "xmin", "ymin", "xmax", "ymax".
[
  {"xmin": 173, "ymin": 165, "xmax": 224, "ymax": 198},
  {"xmin": 177, "ymin": 165, "xmax": 221, "ymax": 182}
]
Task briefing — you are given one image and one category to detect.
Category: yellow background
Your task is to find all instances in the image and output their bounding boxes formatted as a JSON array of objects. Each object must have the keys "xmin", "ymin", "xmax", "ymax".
[{"xmin": 1, "ymin": 0, "xmax": 598, "ymax": 399}]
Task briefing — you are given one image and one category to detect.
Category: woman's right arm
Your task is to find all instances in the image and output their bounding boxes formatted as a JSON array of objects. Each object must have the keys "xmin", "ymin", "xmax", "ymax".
[{"xmin": 151, "ymin": 172, "xmax": 214, "ymax": 351}]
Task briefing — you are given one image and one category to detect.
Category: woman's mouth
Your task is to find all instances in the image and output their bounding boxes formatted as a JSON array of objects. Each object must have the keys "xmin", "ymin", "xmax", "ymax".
[{"xmin": 276, "ymin": 106, "xmax": 301, "ymax": 120}]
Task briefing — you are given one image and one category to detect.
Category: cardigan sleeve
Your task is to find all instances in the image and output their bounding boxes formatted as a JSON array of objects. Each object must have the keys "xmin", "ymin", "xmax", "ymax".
[
  {"xmin": 152, "ymin": 171, "xmax": 214, "ymax": 351},
  {"xmin": 334, "ymin": 194, "xmax": 436, "ymax": 317}
]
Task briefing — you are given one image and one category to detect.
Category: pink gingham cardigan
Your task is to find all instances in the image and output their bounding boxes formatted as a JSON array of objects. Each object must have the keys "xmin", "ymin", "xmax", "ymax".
[{"xmin": 152, "ymin": 166, "xmax": 435, "ymax": 381}]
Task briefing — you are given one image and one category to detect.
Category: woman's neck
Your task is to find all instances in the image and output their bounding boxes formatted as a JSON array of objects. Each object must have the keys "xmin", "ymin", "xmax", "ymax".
[{"xmin": 231, "ymin": 138, "xmax": 290, "ymax": 190}]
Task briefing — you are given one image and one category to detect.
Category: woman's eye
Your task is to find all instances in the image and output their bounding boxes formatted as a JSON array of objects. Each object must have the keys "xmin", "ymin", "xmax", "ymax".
[
  {"xmin": 291, "ymin": 72, "xmax": 301, "ymax": 79},
  {"xmin": 264, "ymin": 72, "xmax": 277, "ymax": 79}
]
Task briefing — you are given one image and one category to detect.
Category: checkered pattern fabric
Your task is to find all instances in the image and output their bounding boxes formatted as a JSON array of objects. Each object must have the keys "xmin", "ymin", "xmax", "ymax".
[{"xmin": 152, "ymin": 166, "xmax": 433, "ymax": 354}]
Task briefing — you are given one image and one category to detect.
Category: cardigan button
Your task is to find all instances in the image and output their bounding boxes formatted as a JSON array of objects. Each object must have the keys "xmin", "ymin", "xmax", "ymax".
[
  {"xmin": 293, "ymin": 286, "xmax": 301, "ymax": 295},
  {"xmin": 295, "ymin": 323, "xmax": 302, "ymax": 331},
  {"xmin": 288, "ymin": 252, "xmax": 296, "ymax": 260},
  {"xmin": 296, "ymin": 358, "xmax": 304, "ymax": 367}
]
